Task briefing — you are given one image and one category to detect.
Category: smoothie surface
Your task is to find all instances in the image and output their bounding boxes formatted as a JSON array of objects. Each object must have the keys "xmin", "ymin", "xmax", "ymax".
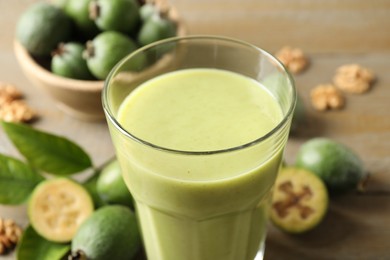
[{"xmin": 117, "ymin": 68, "xmax": 282, "ymax": 152}]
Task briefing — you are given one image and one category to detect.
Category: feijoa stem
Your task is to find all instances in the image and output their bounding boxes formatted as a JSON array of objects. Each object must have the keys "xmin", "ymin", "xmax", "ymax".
[
  {"xmin": 68, "ymin": 250, "xmax": 88, "ymax": 260},
  {"xmin": 83, "ymin": 41, "xmax": 95, "ymax": 60},
  {"xmin": 51, "ymin": 42, "xmax": 66, "ymax": 57},
  {"xmin": 89, "ymin": 1, "xmax": 100, "ymax": 20}
]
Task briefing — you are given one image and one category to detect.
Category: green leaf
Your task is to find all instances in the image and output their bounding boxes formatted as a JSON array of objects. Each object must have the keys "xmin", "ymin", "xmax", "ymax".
[
  {"xmin": 0, "ymin": 154, "xmax": 44, "ymax": 204},
  {"xmin": 17, "ymin": 225, "xmax": 70, "ymax": 260},
  {"xmin": 2, "ymin": 121, "xmax": 92, "ymax": 175}
]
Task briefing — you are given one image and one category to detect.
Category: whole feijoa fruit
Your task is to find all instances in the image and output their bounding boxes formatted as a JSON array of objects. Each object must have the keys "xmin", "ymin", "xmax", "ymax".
[
  {"xmin": 137, "ymin": 14, "xmax": 177, "ymax": 46},
  {"xmin": 70, "ymin": 205, "xmax": 141, "ymax": 260},
  {"xmin": 16, "ymin": 2, "xmax": 73, "ymax": 56},
  {"xmin": 51, "ymin": 42, "xmax": 95, "ymax": 80},
  {"xmin": 90, "ymin": 0, "xmax": 140, "ymax": 34},
  {"xmin": 84, "ymin": 31, "xmax": 139, "ymax": 79},
  {"xmin": 295, "ymin": 137, "xmax": 365, "ymax": 194},
  {"xmin": 271, "ymin": 167, "xmax": 329, "ymax": 234},
  {"xmin": 64, "ymin": 0, "xmax": 100, "ymax": 39},
  {"xmin": 96, "ymin": 159, "xmax": 133, "ymax": 208},
  {"xmin": 28, "ymin": 178, "xmax": 94, "ymax": 243}
]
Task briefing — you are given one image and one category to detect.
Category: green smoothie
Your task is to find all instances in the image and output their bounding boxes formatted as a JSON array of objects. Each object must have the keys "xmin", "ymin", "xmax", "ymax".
[{"xmin": 115, "ymin": 68, "xmax": 284, "ymax": 260}]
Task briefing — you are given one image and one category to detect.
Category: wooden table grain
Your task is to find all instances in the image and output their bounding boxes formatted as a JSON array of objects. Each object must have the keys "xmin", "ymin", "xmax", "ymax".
[{"xmin": 1, "ymin": 1, "xmax": 389, "ymax": 259}]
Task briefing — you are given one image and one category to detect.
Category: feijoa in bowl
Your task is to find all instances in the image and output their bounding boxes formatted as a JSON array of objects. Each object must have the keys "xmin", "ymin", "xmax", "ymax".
[{"xmin": 14, "ymin": 0, "xmax": 186, "ymax": 121}]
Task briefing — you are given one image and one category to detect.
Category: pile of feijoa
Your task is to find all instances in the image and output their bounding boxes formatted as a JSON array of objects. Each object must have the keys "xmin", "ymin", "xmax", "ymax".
[{"xmin": 16, "ymin": 0, "xmax": 179, "ymax": 80}]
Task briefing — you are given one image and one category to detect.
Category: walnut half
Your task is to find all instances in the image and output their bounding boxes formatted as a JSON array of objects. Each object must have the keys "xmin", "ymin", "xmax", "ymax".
[
  {"xmin": 333, "ymin": 64, "xmax": 375, "ymax": 94},
  {"xmin": 311, "ymin": 84, "xmax": 345, "ymax": 111},
  {"xmin": 0, "ymin": 82, "xmax": 37, "ymax": 123},
  {"xmin": 275, "ymin": 46, "xmax": 309, "ymax": 74},
  {"xmin": 0, "ymin": 82, "xmax": 22, "ymax": 100},
  {"xmin": 0, "ymin": 218, "xmax": 23, "ymax": 255},
  {"xmin": 0, "ymin": 100, "xmax": 37, "ymax": 123}
]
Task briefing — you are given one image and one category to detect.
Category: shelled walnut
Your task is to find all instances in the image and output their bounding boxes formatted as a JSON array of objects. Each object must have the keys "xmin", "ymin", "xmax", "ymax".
[
  {"xmin": 0, "ymin": 82, "xmax": 23, "ymax": 100},
  {"xmin": 333, "ymin": 64, "xmax": 375, "ymax": 94},
  {"xmin": 0, "ymin": 83, "xmax": 22, "ymax": 107},
  {"xmin": 0, "ymin": 100, "xmax": 36, "ymax": 123},
  {"xmin": 310, "ymin": 84, "xmax": 345, "ymax": 111},
  {"xmin": 275, "ymin": 46, "xmax": 309, "ymax": 74},
  {"xmin": 0, "ymin": 218, "xmax": 23, "ymax": 255},
  {"xmin": 0, "ymin": 82, "xmax": 37, "ymax": 123}
]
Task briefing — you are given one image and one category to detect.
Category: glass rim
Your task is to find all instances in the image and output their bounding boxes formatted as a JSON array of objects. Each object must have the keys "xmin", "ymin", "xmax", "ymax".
[{"xmin": 102, "ymin": 35, "xmax": 296, "ymax": 155}]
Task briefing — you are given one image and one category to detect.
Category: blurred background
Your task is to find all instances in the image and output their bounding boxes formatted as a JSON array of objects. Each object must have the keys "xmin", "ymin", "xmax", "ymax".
[
  {"xmin": 171, "ymin": 0, "xmax": 390, "ymax": 53},
  {"xmin": 2, "ymin": 0, "xmax": 390, "ymax": 54}
]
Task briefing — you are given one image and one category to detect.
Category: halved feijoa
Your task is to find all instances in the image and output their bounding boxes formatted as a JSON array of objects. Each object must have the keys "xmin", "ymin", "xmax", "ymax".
[
  {"xmin": 270, "ymin": 167, "xmax": 329, "ymax": 233},
  {"xmin": 28, "ymin": 178, "xmax": 94, "ymax": 242}
]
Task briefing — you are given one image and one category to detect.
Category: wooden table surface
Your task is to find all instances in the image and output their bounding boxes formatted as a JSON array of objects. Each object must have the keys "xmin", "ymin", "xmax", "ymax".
[{"xmin": 1, "ymin": 1, "xmax": 389, "ymax": 259}]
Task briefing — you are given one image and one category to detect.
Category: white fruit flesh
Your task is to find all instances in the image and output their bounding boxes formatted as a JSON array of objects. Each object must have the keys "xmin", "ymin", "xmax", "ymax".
[
  {"xmin": 29, "ymin": 178, "xmax": 94, "ymax": 242},
  {"xmin": 271, "ymin": 167, "xmax": 328, "ymax": 233}
]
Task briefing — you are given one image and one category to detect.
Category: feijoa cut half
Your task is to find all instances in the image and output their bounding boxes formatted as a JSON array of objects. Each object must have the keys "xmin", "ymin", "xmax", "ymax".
[
  {"xmin": 28, "ymin": 178, "xmax": 94, "ymax": 243},
  {"xmin": 270, "ymin": 167, "xmax": 329, "ymax": 233}
]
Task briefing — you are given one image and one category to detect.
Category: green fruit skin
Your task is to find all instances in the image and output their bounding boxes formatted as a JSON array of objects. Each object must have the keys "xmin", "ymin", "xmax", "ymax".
[
  {"xmin": 83, "ymin": 172, "xmax": 106, "ymax": 208},
  {"xmin": 65, "ymin": 0, "xmax": 100, "ymax": 39},
  {"xmin": 51, "ymin": 42, "xmax": 95, "ymax": 80},
  {"xmin": 50, "ymin": 0, "xmax": 69, "ymax": 9},
  {"xmin": 93, "ymin": 0, "xmax": 140, "ymax": 34},
  {"xmin": 97, "ymin": 160, "xmax": 133, "ymax": 208},
  {"xmin": 86, "ymin": 31, "xmax": 139, "ymax": 79},
  {"xmin": 71, "ymin": 205, "xmax": 141, "ymax": 260},
  {"xmin": 16, "ymin": 3, "xmax": 73, "ymax": 56},
  {"xmin": 139, "ymin": 3, "xmax": 157, "ymax": 21},
  {"xmin": 137, "ymin": 15, "xmax": 177, "ymax": 46},
  {"xmin": 295, "ymin": 138, "xmax": 365, "ymax": 194}
]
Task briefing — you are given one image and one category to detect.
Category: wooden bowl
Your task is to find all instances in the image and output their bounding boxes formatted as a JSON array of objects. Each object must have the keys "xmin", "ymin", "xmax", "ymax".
[
  {"xmin": 13, "ymin": 3, "xmax": 186, "ymax": 121},
  {"xmin": 14, "ymin": 40, "xmax": 105, "ymax": 121}
]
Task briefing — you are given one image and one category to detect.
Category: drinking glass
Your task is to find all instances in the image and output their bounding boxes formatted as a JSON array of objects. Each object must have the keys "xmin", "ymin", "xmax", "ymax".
[{"xmin": 102, "ymin": 35, "xmax": 296, "ymax": 260}]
